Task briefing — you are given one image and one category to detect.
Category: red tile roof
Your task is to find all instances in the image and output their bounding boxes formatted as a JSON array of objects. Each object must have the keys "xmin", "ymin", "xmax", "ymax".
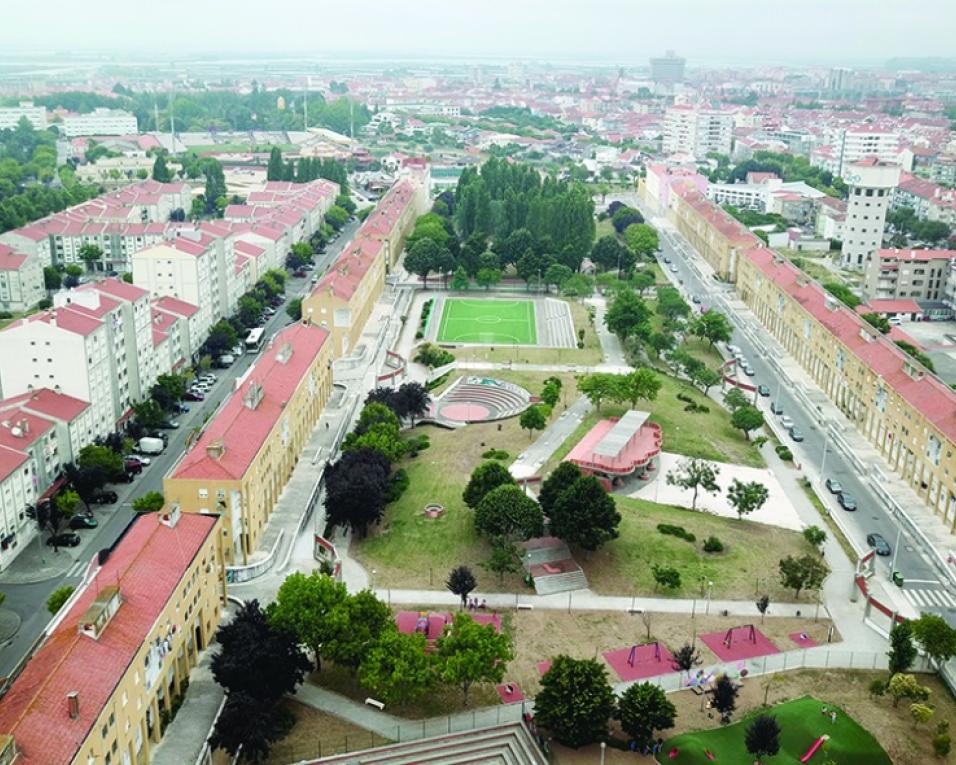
[
  {"xmin": 0, "ymin": 411, "xmax": 54, "ymax": 452},
  {"xmin": 153, "ymin": 295, "xmax": 199, "ymax": 319},
  {"xmin": 171, "ymin": 322, "xmax": 329, "ymax": 481},
  {"xmin": 90, "ymin": 277, "xmax": 149, "ymax": 302},
  {"xmin": 0, "ymin": 512, "xmax": 219, "ymax": 765},
  {"xmin": 0, "ymin": 444, "xmax": 28, "ymax": 482},
  {"xmin": 0, "ymin": 244, "xmax": 28, "ymax": 270},
  {"xmin": 22, "ymin": 307, "xmax": 102, "ymax": 338},
  {"xmin": 0, "ymin": 389, "xmax": 89, "ymax": 422},
  {"xmin": 858, "ymin": 299, "xmax": 923, "ymax": 314},
  {"xmin": 877, "ymin": 248, "xmax": 956, "ymax": 263}
]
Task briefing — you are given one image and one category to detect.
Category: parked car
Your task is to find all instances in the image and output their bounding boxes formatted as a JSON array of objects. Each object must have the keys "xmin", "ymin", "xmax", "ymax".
[
  {"xmin": 867, "ymin": 532, "xmax": 891, "ymax": 556},
  {"xmin": 90, "ymin": 489, "xmax": 118, "ymax": 505},
  {"xmin": 69, "ymin": 515, "xmax": 99, "ymax": 530},
  {"xmin": 888, "ymin": 315, "xmax": 903, "ymax": 326},
  {"xmin": 789, "ymin": 426, "xmax": 804, "ymax": 442},
  {"xmin": 47, "ymin": 532, "xmax": 81, "ymax": 547},
  {"xmin": 175, "ymin": 403, "xmax": 190, "ymax": 414},
  {"xmin": 838, "ymin": 491, "xmax": 857, "ymax": 511},
  {"xmin": 184, "ymin": 390, "xmax": 205, "ymax": 401},
  {"xmin": 311, "ymin": 275, "xmax": 319, "ymax": 284},
  {"xmin": 691, "ymin": 295, "xmax": 702, "ymax": 304},
  {"xmin": 757, "ymin": 385, "xmax": 770, "ymax": 396},
  {"xmin": 669, "ymin": 264, "xmax": 678, "ymax": 273},
  {"xmin": 663, "ymin": 256, "xmax": 672, "ymax": 264},
  {"xmin": 231, "ymin": 344, "xmax": 245, "ymax": 357},
  {"xmin": 743, "ymin": 364, "xmax": 756, "ymax": 376},
  {"xmin": 124, "ymin": 458, "xmax": 146, "ymax": 474},
  {"xmin": 159, "ymin": 420, "xmax": 180, "ymax": 430},
  {"xmin": 770, "ymin": 401, "xmax": 784, "ymax": 415},
  {"xmin": 825, "ymin": 478, "xmax": 843, "ymax": 494},
  {"xmin": 726, "ymin": 344, "xmax": 740, "ymax": 356},
  {"xmin": 293, "ymin": 269, "xmax": 307, "ymax": 278},
  {"xmin": 263, "ymin": 307, "xmax": 276, "ymax": 317},
  {"xmin": 780, "ymin": 415, "xmax": 795, "ymax": 429}
]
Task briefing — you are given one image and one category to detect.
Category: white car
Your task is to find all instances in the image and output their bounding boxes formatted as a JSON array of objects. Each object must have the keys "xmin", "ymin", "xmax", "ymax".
[
  {"xmin": 669, "ymin": 264, "xmax": 678, "ymax": 273},
  {"xmin": 780, "ymin": 416, "xmax": 795, "ymax": 429}
]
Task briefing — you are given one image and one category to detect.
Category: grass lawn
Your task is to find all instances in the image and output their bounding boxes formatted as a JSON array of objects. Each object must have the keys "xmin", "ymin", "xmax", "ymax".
[
  {"xmin": 584, "ymin": 496, "xmax": 812, "ymax": 600},
  {"xmin": 449, "ymin": 299, "xmax": 602, "ymax": 365},
  {"xmin": 436, "ymin": 297, "xmax": 537, "ymax": 345},
  {"xmin": 662, "ymin": 695, "xmax": 890, "ymax": 765},
  {"xmin": 265, "ymin": 700, "xmax": 391, "ymax": 764}
]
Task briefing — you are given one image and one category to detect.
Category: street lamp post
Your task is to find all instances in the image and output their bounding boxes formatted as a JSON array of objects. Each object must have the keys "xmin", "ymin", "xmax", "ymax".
[
  {"xmin": 820, "ymin": 423, "xmax": 831, "ymax": 478},
  {"xmin": 600, "ymin": 742, "xmax": 607, "ymax": 765},
  {"xmin": 889, "ymin": 517, "xmax": 904, "ymax": 579},
  {"xmin": 706, "ymin": 581, "xmax": 714, "ymax": 614}
]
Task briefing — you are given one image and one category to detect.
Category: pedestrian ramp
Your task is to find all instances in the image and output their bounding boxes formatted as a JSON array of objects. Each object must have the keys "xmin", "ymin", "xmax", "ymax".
[
  {"xmin": 901, "ymin": 587, "xmax": 956, "ymax": 609},
  {"xmin": 306, "ymin": 721, "xmax": 546, "ymax": 764}
]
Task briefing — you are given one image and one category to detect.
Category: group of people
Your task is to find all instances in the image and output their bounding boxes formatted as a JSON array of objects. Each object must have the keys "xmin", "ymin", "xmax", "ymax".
[
  {"xmin": 466, "ymin": 597, "xmax": 487, "ymax": 610},
  {"xmin": 630, "ymin": 737, "xmax": 665, "ymax": 755}
]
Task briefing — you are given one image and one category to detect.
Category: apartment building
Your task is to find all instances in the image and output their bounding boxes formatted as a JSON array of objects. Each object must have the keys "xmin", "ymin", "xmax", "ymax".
[
  {"xmin": 164, "ymin": 322, "xmax": 333, "ymax": 565},
  {"xmin": 660, "ymin": 179, "xmax": 956, "ymax": 529},
  {"xmin": 811, "ymin": 127, "xmax": 901, "ymax": 178},
  {"xmin": 61, "ymin": 108, "xmax": 138, "ymax": 137},
  {"xmin": 0, "ymin": 245, "xmax": 44, "ymax": 312},
  {"xmin": 662, "ymin": 106, "xmax": 733, "ymax": 159},
  {"xmin": 0, "ymin": 102, "xmax": 47, "ymax": 130},
  {"xmin": 864, "ymin": 248, "xmax": 955, "ymax": 302},
  {"xmin": 840, "ymin": 158, "xmax": 900, "ymax": 270},
  {"xmin": 0, "ymin": 510, "xmax": 224, "ymax": 765},
  {"xmin": 892, "ymin": 172, "xmax": 956, "ymax": 226},
  {"xmin": 0, "ymin": 388, "xmax": 94, "ymax": 466},
  {"xmin": 302, "ymin": 178, "xmax": 425, "ymax": 357},
  {"xmin": 639, "ymin": 164, "xmax": 708, "ymax": 214}
]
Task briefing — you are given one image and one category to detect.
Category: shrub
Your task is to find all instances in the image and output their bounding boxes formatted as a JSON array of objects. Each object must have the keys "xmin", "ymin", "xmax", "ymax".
[
  {"xmin": 676, "ymin": 393, "xmax": 694, "ymax": 403},
  {"xmin": 426, "ymin": 373, "xmax": 450, "ymax": 391},
  {"xmin": 385, "ymin": 469, "xmax": 410, "ymax": 503},
  {"xmin": 683, "ymin": 403, "xmax": 710, "ymax": 414},
  {"xmin": 657, "ymin": 524, "xmax": 696, "ymax": 543},
  {"xmin": 933, "ymin": 734, "xmax": 951, "ymax": 757},
  {"xmin": 868, "ymin": 678, "xmax": 888, "ymax": 698},
  {"xmin": 577, "ymin": 341, "xmax": 585, "ymax": 349},
  {"xmin": 481, "ymin": 449, "xmax": 510, "ymax": 460},
  {"xmin": 703, "ymin": 536, "xmax": 724, "ymax": 553},
  {"xmin": 775, "ymin": 445, "xmax": 793, "ymax": 461},
  {"xmin": 404, "ymin": 434, "xmax": 431, "ymax": 457},
  {"xmin": 415, "ymin": 342, "xmax": 455, "ymax": 368}
]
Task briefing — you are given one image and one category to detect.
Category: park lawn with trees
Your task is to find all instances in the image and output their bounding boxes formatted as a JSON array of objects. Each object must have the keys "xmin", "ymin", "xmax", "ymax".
[
  {"xmin": 544, "ymin": 376, "xmax": 764, "ymax": 475},
  {"xmin": 661, "ymin": 695, "xmax": 890, "ymax": 765},
  {"xmin": 584, "ymin": 496, "xmax": 808, "ymax": 599},
  {"xmin": 263, "ymin": 700, "xmax": 392, "ymax": 765}
]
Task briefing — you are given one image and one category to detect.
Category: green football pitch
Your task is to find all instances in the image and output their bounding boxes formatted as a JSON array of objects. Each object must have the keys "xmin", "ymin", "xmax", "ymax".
[
  {"xmin": 660, "ymin": 696, "xmax": 890, "ymax": 765},
  {"xmin": 435, "ymin": 298, "xmax": 537, "ymax": 345}
]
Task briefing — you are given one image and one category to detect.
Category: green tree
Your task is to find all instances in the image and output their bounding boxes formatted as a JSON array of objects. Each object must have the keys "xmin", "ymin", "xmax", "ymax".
[
  {"xmin": 623, "ymin": 223, "xmax": 659, "ymax": 258},
  {"xmin": 46, "ymin": 585, "xmax": 75, "ymax": 615},
  {"xmin": 577, "ymin": 372, "xmax": 619, "ymax": 411},
  {"xmin": 446, "ymin": 565, "xmax": 477, "ymax": 608},
  {"xmin": 463, "ymin": 460, "xmax": 517, "ymax": 509},
  {"xmin": 730, "ymin": 404, "xmax": 765, "ymax": 440},
  {"xmin": 689, "ymin": 310, "xmax": 733, "ymax": 347},
  {"xmin": 590, "ymin": 235, "xmax": 633, "ymax": 274},
  {"xmin": 691, "ymin": 365, "xmax": 722, "ymax": 395},
  {"xmin": 322, "ymin": 590, "xmax": 393, "ymax": 673},
  {"xmin": 482, "ymin": 538, "xmax": 523, "ymax": 584},
  {"xmin": 404, "ymin": 237, "xmax": 439, "ymax": 288},
  {"xmin": 474, "ymin": 484, "xmax": 544, "ymax": 542},
  {"xmin": 268, "ymin": 571, "xmax": 348, "ymax": 669},
  {"xmin": 519, "ymin": 405, "xmax": 546, "ymax": 439},
  {"xmin": 325, "ymin": 204, "xmax": 349, "ymax": 230},
  {"xmin": 549, "ymin": 476, "xmax": 621, "ymax": 551},
  {"xmin": 450, "ymin": 265, "xmax": 470, "ymax": 291},
  {"xmin": 132, "ymin": 491, "xmax": 164, "ymax": 513},
  {"xmin": 887, "ymin": 673, "xmax": 930, "ymax": 708},
  {"xmin": 778, "ymin": 554, "xmax": 829, "ymax": 599},
  {"xmin": 152, "ymin": 153, "xmax": 172, "ymax": 182},
  {"xmin": 55, "ymin": 489, "xmax": 80, "ymax": 518},
  {"xmin": 652, "ymin": 564, "xmax": 681, "ymax": 590},
  {"xmin": 436, "ymin": 612, "xmax": 514, "ymax": 705},
  {"xmin": 726, "ymin": 479, "xmax": 769, "ymax": 520},
  {"xmin": 154, "ymin": 373, "xmax": 186, "ymax": 405},
  {"xmin": 616, "ymin": 682, "xmax": 677, "ymax": 752},
  {"xmin": 605, "ymin": 288, "xmax": 651, "ymax": 340},
  {"xmin": 655, "ymin": 286, "xmax": 691, "ymax": 322},
  {"xmin": 615, "ymin": 368, "xmax": 662, "ymax": 408},
  {"xmin": 43, "ymin": 266, "xmax": 62, "ymax": 291},
  {"xmin": 77, "ymin": 444, "xmax": 124, "ymax": 483},
  {"xmin": 666, "ymin": 458, "xmax": 720, "ymax": 510},
  {"xmin": 889, "ymin": 621, "xmax": 918, "ymax": 676},
  {"xmin": 803, "ymin": 525, "xmax": 827, "ymax": 552},
  {"xmin": 723, "ymin": 387, "xmax": 749, "ymax": 411},
  {"xmin": 911, "ymin": 702, "xmax": 935, "ymax": 729},
  {"xmin": 538, "ymin": 461, "xmax": 582, "ymax": 516},
  {"xmin": 824, "ymin": 282, "xmax": 861, "ymax": 309},
  {"xmin": 206, "ymin": 320, "xmax": 238, "ymax": 356},
  {"xmin": 745, "ymin": 714, "xmax": 782, "ymax": 764},
  {"xmin": 861, "ymin": 312, "xmax": 891, "ymax": 334},
  {"xmin": 78, "ymin": 243, "xmax": 104, "ymax": 272},
  {"xmin": 912, "ymin": 613, "xmax": 956, "ymax": 667},
  {"xmin": 133, "ymin": 398, "xmax": 166, "ymax": 431},
  {"xmin": 286, "ymin": 298, "xmax": 302, "ymax": 321},
  {"xmin": 534, "ymin": 655, "xmax": 615, "ymax": 747},
  {"xmin": 358, "ymin": 629, "xmax": 435, "ymax": 707},
  {"xmin": 475, "ymin": 266, "xmax": 501, "ymax": 290},
  {"xmin": 202, "ymin": 160, "xmax": 227, "ymax": 215},
  {"xmin": 544, "ymin": 263, "xmax": 573, "ymax": 290}
]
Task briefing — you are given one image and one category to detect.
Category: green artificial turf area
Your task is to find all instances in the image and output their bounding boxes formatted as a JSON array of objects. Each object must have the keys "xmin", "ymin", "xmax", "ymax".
[
  {"xmin": 661, "ymin": 695, "xmax": 891, "ymax": 765},
  {"xmin": 436, "ymin": 298, "xmax": 537, "ymax": 345}
]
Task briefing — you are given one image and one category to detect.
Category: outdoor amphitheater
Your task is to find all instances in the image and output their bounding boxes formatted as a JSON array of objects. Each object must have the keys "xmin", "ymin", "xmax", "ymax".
[
  {"xmin": 426, "ymin": 296, "xmax": 576, "ymax": 348},
  {"xmin": 428, "ymin": 376, "xmax": 532, "ymax": 425}
]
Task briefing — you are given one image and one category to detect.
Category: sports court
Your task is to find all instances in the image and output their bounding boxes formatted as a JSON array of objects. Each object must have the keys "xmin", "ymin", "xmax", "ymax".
[{"xmin": 435, "ymin": 298, "xmax": 538, "ymax": 345}]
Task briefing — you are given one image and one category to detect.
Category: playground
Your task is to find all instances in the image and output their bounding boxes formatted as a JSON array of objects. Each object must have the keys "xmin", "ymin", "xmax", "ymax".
[
  {"xmin": 435, "ymin": 297, "xmax": 539, "ymax": 345},
  {"xmin": 659, "ymin": 695, "xmax": 891, "ymax": 765},
  {"xmin": 699, "ymin": 624, "xmax": 781, "ymax": 662}
]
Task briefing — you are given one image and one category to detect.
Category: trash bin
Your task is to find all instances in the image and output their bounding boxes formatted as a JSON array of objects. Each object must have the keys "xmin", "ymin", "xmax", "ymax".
[{"xmin": 892, "ymin": 571, "xmax": 904, "ymax": 588}]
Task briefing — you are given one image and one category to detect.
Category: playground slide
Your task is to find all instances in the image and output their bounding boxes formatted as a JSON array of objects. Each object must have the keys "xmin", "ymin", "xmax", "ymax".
[{"xmin": 800, "ymin": 735, "xmax": 829, "ymax": 763}]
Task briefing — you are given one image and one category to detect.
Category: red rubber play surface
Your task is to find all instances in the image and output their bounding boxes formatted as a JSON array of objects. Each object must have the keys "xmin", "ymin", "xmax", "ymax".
[
  {"xmin": 439, "ymin": 402, "xmax": 491, "ymax": 421},
  {"xmin": 699, "ymin": 626, "xmax": 780, "ymax": 662},
  {"xmin": 536, "ymin": 660, "xmax": 552, "ymax": 676},
  {"xmin": 495, "ymin": 683, "xmax": 525, "ymax": 704},
  {"xmin": 603, "ymin": 642, "xmax": 676, "ymax": 681}
]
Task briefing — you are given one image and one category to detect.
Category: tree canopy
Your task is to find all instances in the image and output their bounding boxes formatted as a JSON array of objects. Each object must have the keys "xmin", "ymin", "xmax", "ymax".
[{"xmin": 534, "ymin": 655, "xmax": 616, "ymax": 747}]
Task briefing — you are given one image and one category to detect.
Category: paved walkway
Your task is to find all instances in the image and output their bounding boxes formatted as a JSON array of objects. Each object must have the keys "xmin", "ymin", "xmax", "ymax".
[
  {"xmin": 510, "ymin": 395, "xmax": 592, "ymax": 479},
  {"xmin": 295, "ymin": 683, "xmax": 405, "ymax": 739}
]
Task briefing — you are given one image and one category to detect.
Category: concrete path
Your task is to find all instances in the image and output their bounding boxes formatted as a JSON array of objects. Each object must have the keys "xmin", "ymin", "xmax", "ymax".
[
  {"xmin": 294, "ymin": 683, "xmax": 405, "ymax": 739},
  {"xmin": 510, "ymin": 395, "xmax": 593, "ymax": 479}
]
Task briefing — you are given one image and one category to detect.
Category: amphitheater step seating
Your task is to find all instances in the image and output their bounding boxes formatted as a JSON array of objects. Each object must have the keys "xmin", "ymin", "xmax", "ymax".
[
  {"xmin": 537, "ymin": 298, "xmax": 576, "ymax": 349},
  {"xmin": 533, "ymin": 568, "xmax": 589, "ymax": 596},
  {"xmin": 440, "ymin": 379, "xmax": 530, "ymax": 420},
  {"xmin": 310, "ymin": 722, "xmax": 545, "ymax": 765}
]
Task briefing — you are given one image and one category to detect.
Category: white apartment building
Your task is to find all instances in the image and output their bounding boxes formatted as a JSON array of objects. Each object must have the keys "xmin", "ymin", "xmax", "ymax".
[
  {"xmin": 840, "ymin": 158, "xmax": 901, "ymax": 270},
  {"xmin": 153, "ymin": 295, "xmax": 204, "ymax": 358},
  {"xmin": 0, "ymin": 102, "xmax": 47, "ymax": 131},
  {"xmin": 812, "ymin": 127, "xmax": 901, "ymax": 179},
  {"xmin": 0, "ymin": 245, "xmax": 44, "ymax": 312},
  {"xmin": 662, "ymin": 106, "xmax": 733, "ymax": 158},
  {"xmin": 0, "ymin": 388, "xmax": 94, "ymax": 467},
  {"xmin": 61, "ymin": 108, "xmax": 138, "ymax": 137},
  {"xmin": 864, "ymin": 248, "xmax": 953, "ymax": 302},
  {"xmin": 0, "ymin": 307, "xmax": 115, "ymax": 436}
]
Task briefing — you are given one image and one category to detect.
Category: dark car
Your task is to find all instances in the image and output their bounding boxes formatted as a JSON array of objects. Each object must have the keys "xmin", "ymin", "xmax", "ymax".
[
  {"xmin": 124, "ymin": 459, "xmax": 144, "ymax": 475},
  {"xmin": 293, "ymin": 269, "xmax": 307, "ymax": 278},
  {"xmin": 91, "ymin": 490, "xmax": 118, "ymax": 505},
  {"xmin": 47, "ymin": 532, "xmax": 81, "ymax": 547},
  {"xmin": 184, "ymin": 390, "xmax": 205, "ymax": 401},
  {"xmin": 789, "ymin": 426, "xmax": 804, "ymax": 442},
  {"xmin": 867, "ymin": 532, "xmax": 891, "ymax": 556},
  {"xmin": 770, "ymin": 401, "xmax": 784, "ymax": 415},
  {"xmin": 838, "ymin": 491, "xmax": 857, "ymax": 511},
  {"xmin": 691, "ymin": 295, "xmax": 702, "ymax": 304},
  {"xmin": 825, "ymin": 478, "xmax": 843, "ymax": 494},
  {"xmin": 159, "ymin": 420, "xmax": 180, "ymax": 430},
  {"xmin": 757, "ymin": 385, "xmax": 770, "ymax": 397},
  {"xmin": 69, "ymin": 515, "xmax": 99, "ymax": 530}
]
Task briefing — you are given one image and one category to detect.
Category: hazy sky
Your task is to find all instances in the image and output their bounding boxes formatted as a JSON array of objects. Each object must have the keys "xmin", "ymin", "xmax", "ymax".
[{"xmin": 2, "ymin": 0, "xmax": 953, "ymax": 65}]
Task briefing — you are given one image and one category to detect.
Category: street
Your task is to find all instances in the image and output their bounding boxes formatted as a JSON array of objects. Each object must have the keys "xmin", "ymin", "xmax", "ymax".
[
  {"xmin": 650, "ymin": 214, "xmax": 953, "ymax": 621},
  {"xmin": 0, "ymin": 215, "xmax": 362, "ymax": 678}
]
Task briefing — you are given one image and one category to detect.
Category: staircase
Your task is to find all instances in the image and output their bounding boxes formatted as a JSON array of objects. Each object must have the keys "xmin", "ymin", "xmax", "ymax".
[
  {"xmin": 532, "ymin": 568, "xmax": 588, "ymax": 596},
  {"xmin": 308, "ymin": 721, "xmax": 545, "ymax": 765},
  {"xmin": 522, "ymin": 539, "xmax": 571, "ymax": 566}
]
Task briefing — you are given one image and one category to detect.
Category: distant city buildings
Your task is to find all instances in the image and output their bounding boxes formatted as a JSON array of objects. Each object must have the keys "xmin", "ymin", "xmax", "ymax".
[
  {"xmin": 61, "ymin": 107, "xmax": 138, "ymax": 137},
  {"xmin": 0, "ymin": 101, "xmax": 47, "ymax": 130},
  {"xmin": 649, "ymin": 50, "xmax": 686, "ymax": 85},
  {"xmin": 662, "ymin": 106, "xmax": 733, "ymax": 159}
]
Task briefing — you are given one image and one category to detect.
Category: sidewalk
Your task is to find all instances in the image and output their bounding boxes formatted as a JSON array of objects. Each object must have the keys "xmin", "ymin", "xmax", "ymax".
[
  {"xmin": 0, "ymin": 541, "xmax": 78, "ymax": 584},
  {"xmin": 295, "ymin": 683, "xmax": 405, "ymax": 739}
]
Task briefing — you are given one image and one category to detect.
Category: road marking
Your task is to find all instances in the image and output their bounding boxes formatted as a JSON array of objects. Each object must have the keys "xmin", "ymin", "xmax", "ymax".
[{"xmin": 902, "ymin": 588, "xmax": 956, "ymax": 609}]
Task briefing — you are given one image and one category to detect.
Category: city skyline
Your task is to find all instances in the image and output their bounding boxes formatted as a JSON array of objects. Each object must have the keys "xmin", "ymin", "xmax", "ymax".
[{"xmin": 1, "ymin": 0, "xmax": 954, "ymax": 66}]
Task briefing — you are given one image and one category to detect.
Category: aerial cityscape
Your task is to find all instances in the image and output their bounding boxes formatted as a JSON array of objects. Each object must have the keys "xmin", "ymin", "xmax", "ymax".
[{"xmin": 0, "ymin": 2, "xmax": 955, "ymax": 764}]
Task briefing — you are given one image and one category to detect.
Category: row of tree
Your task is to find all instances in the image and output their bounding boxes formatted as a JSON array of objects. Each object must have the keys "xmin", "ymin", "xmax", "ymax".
[{"xmin": 266, "ymin": 148, "xmax": 350, "ymax": 190}]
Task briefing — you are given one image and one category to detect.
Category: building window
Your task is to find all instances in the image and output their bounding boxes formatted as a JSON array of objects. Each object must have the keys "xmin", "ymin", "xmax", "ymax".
[{"xmin": 198, "ymin": 488, "xmax": 208, "ymax": 499}]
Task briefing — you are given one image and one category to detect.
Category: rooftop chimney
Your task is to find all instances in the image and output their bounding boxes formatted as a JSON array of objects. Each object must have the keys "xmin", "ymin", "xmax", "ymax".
[
  {"xmin": 205, "ymin": 440, "xmax": 225, "ymax": 460},
  {"xmin": 159, "ymin": 504, "xmax": 181, "ymax": 528},
  {"xmin": 67, "ymin": 691, "xmax": 79, "ymax": 720}
]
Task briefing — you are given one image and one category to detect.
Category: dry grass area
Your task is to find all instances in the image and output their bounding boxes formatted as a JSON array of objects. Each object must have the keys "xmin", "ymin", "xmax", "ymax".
[
  {"xmin": 505, "ymin": 608, "xmax": 837, "ymax": 697},
  {"xmin": 551, "ymin": 670, "xmax": 956, "ymax": 765},
  {"xmin": 265, "ymin": 699, "xmax": 391, "ymax": 765}
]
